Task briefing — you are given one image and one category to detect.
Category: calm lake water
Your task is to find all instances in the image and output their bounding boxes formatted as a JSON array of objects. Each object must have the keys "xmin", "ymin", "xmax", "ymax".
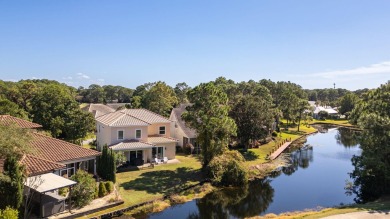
[{"xmin": 138, "ymin": 126, "xmax": 361, "ymax": 219}]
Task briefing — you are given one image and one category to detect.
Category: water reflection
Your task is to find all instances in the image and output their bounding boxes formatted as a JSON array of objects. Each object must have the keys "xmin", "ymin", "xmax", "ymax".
[
  {"xmin": 187, "ymin": 179, "xmax": 274, "ymax": 219},
  {"xmin": 134, "ymin": 126, "xmax": 362, "ymax": 219},
  {"xmin": 335, "ymin": 127, "xmax": 361, "ymax": 147}
]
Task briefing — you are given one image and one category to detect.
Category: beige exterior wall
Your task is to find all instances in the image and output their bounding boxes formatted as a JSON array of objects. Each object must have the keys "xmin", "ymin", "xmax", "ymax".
[
  {"xmin": 109, "ymin": 126, "xmax": 148, "ymax": 144},
  {"xmin": 148, "ymin": 122, "xmax": 172, "ymax": 137},
  {"xmin": 155, "ymin": 142, "xmax": 176, "ymax": 159},
  {"xmin": 96, "ymin": 122, "xmax": 148, "ymax": 150}
]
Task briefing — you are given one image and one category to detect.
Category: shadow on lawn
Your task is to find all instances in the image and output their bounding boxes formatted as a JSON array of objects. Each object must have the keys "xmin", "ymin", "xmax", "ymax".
[
  {"xmin": 120, "ymin": 167, "xmax": 202, "ymax": 195},
  {"xmin": 238, "ymin": 150, "xmax": 259, "ymax": 161}
]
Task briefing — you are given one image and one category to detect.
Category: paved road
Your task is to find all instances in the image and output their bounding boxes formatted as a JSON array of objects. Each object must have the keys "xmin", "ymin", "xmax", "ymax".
[{"xmin": 321, "ymin": 210, "xmax": 390, "ymax": 219}]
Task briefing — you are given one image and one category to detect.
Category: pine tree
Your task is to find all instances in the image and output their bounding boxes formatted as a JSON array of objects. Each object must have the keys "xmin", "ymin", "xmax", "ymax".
[{"xmin": 0, "ymin": 156, "xmax": 24, "ymax": 210}]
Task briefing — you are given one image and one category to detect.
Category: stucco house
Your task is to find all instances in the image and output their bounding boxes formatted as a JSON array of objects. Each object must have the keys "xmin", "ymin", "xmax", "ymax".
[
  {"xmin": 169, "ymin": 104, "xmax": 197, "ymax": 148},
  {"xmin": 95, "ymin": 109, "xmax": 177, "ymax": 165},
  {"xmin": 0, "ymin": 115, "xmax": 101, "ymax": 217}
]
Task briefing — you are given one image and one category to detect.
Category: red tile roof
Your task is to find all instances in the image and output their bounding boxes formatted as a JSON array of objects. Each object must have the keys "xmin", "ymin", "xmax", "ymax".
[
  {"xmin": 30, "ymin": 132, "xmax": 101, "ymax": 163},
  {"xmin": 0, "ymin": 115, "xmax": 42, "ymax": 129},
  {"xmin": 21, "ymin": 155, "xmax": 65, "ymax": 176}
]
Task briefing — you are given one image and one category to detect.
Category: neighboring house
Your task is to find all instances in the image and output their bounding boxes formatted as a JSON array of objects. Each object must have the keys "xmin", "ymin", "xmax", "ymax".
[
  {"xmin": 313, "ymin": 106, "xmax": 339, "ymax": 119},
  {"xmin": 169, "ymin": 104, "xmax": 197, "ymax": 148},
  {"xmin": 0, "ymin": 115, "xmax": 101, "ymax": 217},
  {"xmin": 81, "ymin": 103, "xmax": 116, "ymax": 118},
  {"xmin": 96, "ymin": 109, "xmax": 177, "ymax": 165}
]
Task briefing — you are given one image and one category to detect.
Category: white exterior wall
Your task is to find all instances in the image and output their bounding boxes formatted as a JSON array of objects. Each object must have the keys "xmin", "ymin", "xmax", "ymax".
[{"xmin": 96, "ymin": 121, "xmax": 112, "ymax": 151}]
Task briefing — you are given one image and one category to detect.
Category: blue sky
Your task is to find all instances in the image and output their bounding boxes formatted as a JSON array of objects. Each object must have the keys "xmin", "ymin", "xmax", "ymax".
[{"xmin": 1, "ymin": 1, "xmax": 389, "ymax": 90}]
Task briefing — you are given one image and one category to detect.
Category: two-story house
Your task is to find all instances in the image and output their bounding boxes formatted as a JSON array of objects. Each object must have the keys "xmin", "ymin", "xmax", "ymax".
[{"xmin": 96, "ymin": 109, "xmax": 177, "ymax": 165}]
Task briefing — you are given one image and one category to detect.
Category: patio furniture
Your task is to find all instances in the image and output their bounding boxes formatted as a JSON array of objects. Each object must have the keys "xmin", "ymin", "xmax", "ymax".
[
  {"xmin": 163, "ymin": 157, "xmax": 168, "ymax": 163},
  {"xmin": 154, "ymin": 158, "xmax": 162, "ymax": 164}
]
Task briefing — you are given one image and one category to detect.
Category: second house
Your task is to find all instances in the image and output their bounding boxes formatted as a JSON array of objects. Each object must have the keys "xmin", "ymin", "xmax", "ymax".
[{"xmin": 96, "ymin": 109, "xmax": 177, "ymax": 166}]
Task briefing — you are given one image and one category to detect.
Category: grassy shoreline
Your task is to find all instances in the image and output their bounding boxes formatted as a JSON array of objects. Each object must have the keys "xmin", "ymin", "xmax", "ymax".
[{"xmin": 250, "ymin": 196, "xmax": 390, "ymax": 219}]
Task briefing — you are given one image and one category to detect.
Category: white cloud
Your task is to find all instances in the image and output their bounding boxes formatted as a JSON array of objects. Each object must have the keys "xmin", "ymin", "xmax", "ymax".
[
  {"xmin": 77, "ymin": 72, "xmax": 90, "ymax": 79},
  {"xmin": 32, "ymin": 76, "xmax": 38, "ymax": 79},
  {"xmin": 62, "ymin": 76, "xmax": 73, "ymax": 80},
  {"xmin": 97, "ymin": 79, "xmax": 105, "ymax": 82},
  {"xmin": 310, "ymin": 61, "xmax": 390, "ymax": 79}
]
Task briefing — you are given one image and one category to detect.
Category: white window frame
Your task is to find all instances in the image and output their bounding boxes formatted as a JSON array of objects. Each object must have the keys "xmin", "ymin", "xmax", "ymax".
[
  {"xmin": 135, "ymin": 129, "xmax": 142, "ymax": 139},
  {"xmin": 159, "ymin": 126, "xmax": 166, "ymax": 135},
  {"xmin": 118, "ymin": 130, "xmax": 124, "ymax": 140}
]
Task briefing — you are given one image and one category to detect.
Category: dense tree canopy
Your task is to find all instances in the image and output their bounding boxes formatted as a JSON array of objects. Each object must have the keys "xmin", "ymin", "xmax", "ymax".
[
  {"xmin": 230, "ymin": 90, "xmax": 274, "ymax": 148},
  {"xmin": 142, "ymin": 81, "xmax": 178, "ymax": 117},
  {"xmin": 30, "ymin": 83, "xmax": 95, "ymax": 142},
  {"xmin": 349, "ymin": 81, "xmax": 390, "ymax": 202},
  {"xmin": 183, "ymin": 82, "xmax": 237, "ymax": 168}
]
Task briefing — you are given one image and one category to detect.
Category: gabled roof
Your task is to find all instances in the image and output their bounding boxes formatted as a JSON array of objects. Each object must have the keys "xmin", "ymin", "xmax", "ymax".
[
  {"xmin": 0, "ymin": 115, "xmax": 42, "ymax": 129},
  {"xmin": 96, "ymin": 109, "xmax": 171, "ymax": 126},
  {"xmin": 96, "ymin": 111, "xmax": 150, "ymax": 127},
  {"xmin": 21, "ymin": 155, "xmax": 65, "ymax": 176},
  {"xmin": 81, "ymin": 104, "xmax": 116, "ymax": 118},
  {"xmin": 120, "ymin": 109, "xmax": 172, "ymax": 124},
  {"xmin": 30, "ymin": 132, "xmax": 101, "ymax": 163},
  {"xmin": 170, "ymin": 104, "xmax": 197, "ymax": 138}
]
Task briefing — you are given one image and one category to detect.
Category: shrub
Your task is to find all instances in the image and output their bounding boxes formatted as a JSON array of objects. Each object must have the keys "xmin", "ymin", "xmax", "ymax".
[
  {"xmin": 94, "ymin": 184, "xmax": 99, "ymax": 199},
  {"xmin": 208, "ymin": 150, "xmax": 248, "ymax": 186},
  {"xmin": 271, "ymin": 131, "xmax": 278, "ymax": 137},
  {"xmin": 70, "ymin": 170, "xmax": 96, "ymax": 208},
  {"xmin": 0, "ymin": 207, "xmax": 18, "ymax": 219},
  {"xmin": 105, "ymin": 181, "xmax": 114, "ymax": 193},
  {"xmin": 98, "ymin": 182, "xmax": 107, "ymax": 198},
  {"xmin": 176, "ymin": 146, "xmax": 183, "ymax": 153},
  {"xmin": 184, "ymin": 143, "xmax": 194, "ymax": 155}
]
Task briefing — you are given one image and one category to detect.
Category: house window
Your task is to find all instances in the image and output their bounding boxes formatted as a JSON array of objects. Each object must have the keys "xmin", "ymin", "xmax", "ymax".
[
  {"xmin": 135, "ymin": 129, "xmax": 142, "ymax": 139},
  {"xmin": 118, "ymin": 130, "xmax": 124, "ymax": 140},
  {"xmin": 60, "ymin": 163, "xmax": 75, "ymax": 178},
  {"xmin": 159, "ymin": 126, "xmax": 166, "ymax": 135},
  {"xmin": 152, "ymin": 147, "xmax": 164, "ymax": 159}
]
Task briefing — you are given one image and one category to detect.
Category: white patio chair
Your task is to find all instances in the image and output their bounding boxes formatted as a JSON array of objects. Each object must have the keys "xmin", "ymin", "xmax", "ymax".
[
  {"xmin": 154, "ymin": 157, "xmax": 162, "ymax": 164},
  {"xmin": 163, "ymin": 157, "xmax": 168, "ymax": 163}
]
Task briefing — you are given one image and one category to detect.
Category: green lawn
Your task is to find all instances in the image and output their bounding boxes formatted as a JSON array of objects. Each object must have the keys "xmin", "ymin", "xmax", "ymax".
[
  {"xmin": 310, "ymin": 119, "xmax": 353, "ymax": 127},
  {"xmin": 117, "ymin": 155, "xmax": 202, "ymax": 205},
  {"xmin": 252, "ymin": 196, "xmax": 390, "ymax": 219},
  {"xmin": 79, "ymin": 155, "xmax": 202, "ymax": 218}
]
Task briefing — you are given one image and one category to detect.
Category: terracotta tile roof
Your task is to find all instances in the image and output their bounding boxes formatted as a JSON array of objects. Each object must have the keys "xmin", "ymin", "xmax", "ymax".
[
  {"xmin": 147, "ymin": 136, "xmax": 178, "ymax": 144},
  {"xmin": 109, "ymin": 139, "xmax": 155, "ymax": 151},
  {"xmin": 30, "ymin": 132, "xmax": 101, "ymax": 163},
  {"xmin": 0, "ymin": 115, "xmax": 42, "ymax": 129},
  {"xmin": 120, "ymin": 109, "xmax": 172, "ymax": 124},
  {"xmin": 96, "ymin": 111, "xmax": 150, "ymax": 127},
  {"xmin": 81, "ymin": 104, "xmax": 116, "ymax": 118},
  {"xmin": 21, "ymin": 155, "xmax": 65, "ymax": 176},
  {"xmin": 170, "ymin": 104, "xmax": 197, "ymax": 138}
]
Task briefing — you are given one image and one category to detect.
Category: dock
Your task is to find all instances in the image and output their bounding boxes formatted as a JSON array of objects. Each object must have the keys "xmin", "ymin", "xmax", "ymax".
[{"xmin": 269, "ymin": 139, "xmax": 292, "ymax": 160}]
